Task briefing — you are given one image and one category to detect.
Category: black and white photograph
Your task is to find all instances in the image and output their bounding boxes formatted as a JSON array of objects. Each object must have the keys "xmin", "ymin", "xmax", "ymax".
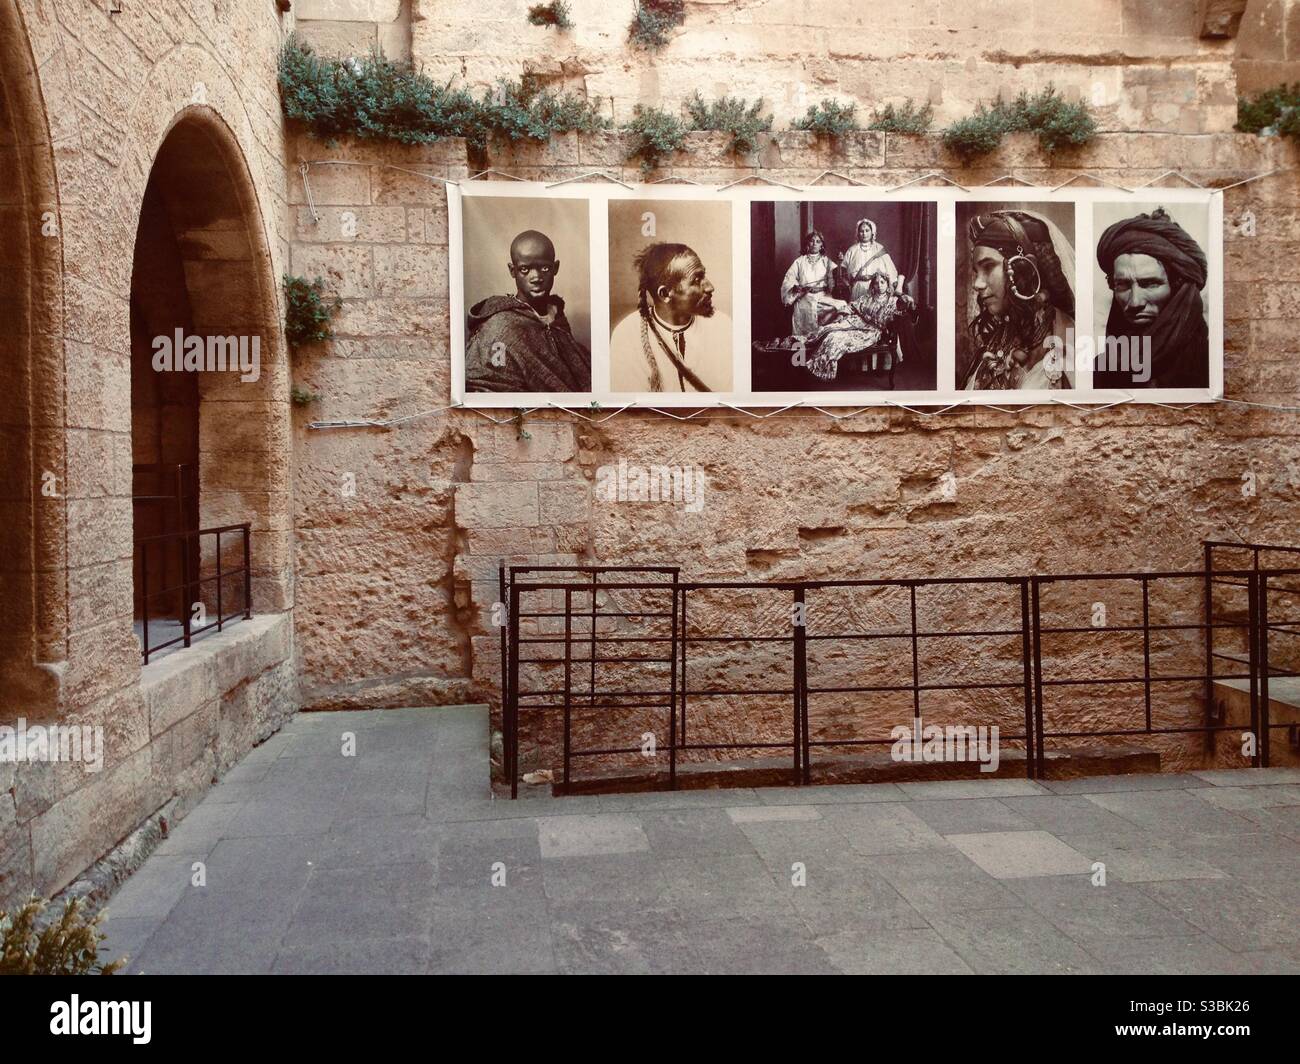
[
  {"xmin": 607, "ymin": 198, "xmax": 733, "ymax": 394},
  {"xmin": 749, "ymin": 201, "xmax": 938, "ymax": 391},
  {"xmin": 460, "ymin": 194, "xmax": 592, "ymax": 394},
  {"xmin": 956, "ymin": 201, "xmax": 1077, "ymax": 391},
  {"xmin": 1092, "ymin": 201, "xmax": 1211, "ymax": 390}
]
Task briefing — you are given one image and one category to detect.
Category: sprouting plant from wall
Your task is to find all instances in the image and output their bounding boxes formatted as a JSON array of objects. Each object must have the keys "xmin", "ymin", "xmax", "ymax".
[
  {"xmin": 528, "ymin": 1, "xmax": 574, "ymax": 29},
  {"xmin": 1236, "ymin": 84, "xmax": 1300, "ymax": 140},
  {"xmin": 868, "ymin": 100, "xmax": 934, "ymax": 134},
  {"xmin": 687, "ymin": 93, "xmax": 773, "ymax": 156},
  {"xmin": 791, "ymin": 99, "xmax": 860, "ymax": 140},
  {"xmin": 625, "ymin": 104, "xmax": 689, "ymax": 175},
  {"xmin": 278, "ymin": 36, "xmax": 482, "ymax": 146},
  {"xmin": 0, "ymin": 897, "xmax": 125, "ymax": 975},
  {"xmin": 514, "ymin": 409, "xmax": 532, "ymax": 441},
  {"xmin": 941, "ymin": 86, "xmax": 1097, "ymax": 159},
  {"xmin": 482, "ymin": 77, "xmax": 610, "ymax": 146},
  {"xmin": 283, "ymin": 274, "xmax": 342, "ymax": 346},
  {"xmin": 629, "ymin": 0, "xmax": 686, "ymax": 51},
  {"xmin": 291, "ymin": 385, "xmax": 322, "ymax": 407}
]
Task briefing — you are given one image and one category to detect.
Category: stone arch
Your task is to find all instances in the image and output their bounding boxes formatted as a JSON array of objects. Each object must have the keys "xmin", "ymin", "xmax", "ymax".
[
  {"xmin": 128, "ymin": 103, "xmax": 291, "ymax": 632},
  {"xmin": 0, "ymin": 1, "xmax": 66, "ymax": 713}
]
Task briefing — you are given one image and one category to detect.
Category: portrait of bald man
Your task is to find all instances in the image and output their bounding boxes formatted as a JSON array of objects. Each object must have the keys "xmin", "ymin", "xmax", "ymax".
[
  {"xmin": 460, "ymin": 196, "xmax": 592, "ymax": 394},
  {"xmin": 1093, "ymin": 204, "xmax": 1210, "ymax": 390}
]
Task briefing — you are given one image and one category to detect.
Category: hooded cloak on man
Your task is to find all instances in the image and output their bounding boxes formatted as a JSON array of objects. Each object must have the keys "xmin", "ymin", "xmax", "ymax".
[{"xmin": 1094, "ymin": 207, "xmax": 1208, "ymax": 389}]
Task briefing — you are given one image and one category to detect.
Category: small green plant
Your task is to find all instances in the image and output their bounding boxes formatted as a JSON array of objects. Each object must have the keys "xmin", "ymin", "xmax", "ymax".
[
  {"xmin": 629, "ymin": 0, "xmax": 685, "ymax": 51},
  {"xmin": 0, "ymin": 896, "xmax": 125, "ymax": 975},
  {"xmin": 278, "ymin": 36, "xmax": 482, "ymax": 146},
  {"xmin": 514, "ymin": 409, "xmax": 532, "ymax": 441},
  {"xmin": 528, "ymin": 1, "xmax": 573, "ymax": 28},
  {"xmin": 1236, "ymin": 83, "xmax": 1300, "ymax": 139},
  {"xmin": 625, "ymin": 104, "xmax": 689, "ymax": 174},
  {"xmin": 687, "ymin": 93, "xmax": 773, "ymax": 156},
  {"xmin": 942, "ymin": 86, "xmax": 1097, "ymax": 159},
  {"xmin": 482, "ymin": 77, "xmax": 610, "ymax": 144},
  {"xmin": 291, "ymin": 385, "xmax": 322, "ymax": 407},
  {"xmin": 868, "ymin": 99, "xmax": 934, "ymax": 134},
  {"xmin": 791, "ymin": 99, "xmax": 860, "ymax": 140},
  {"xmin": 283, "ymin": 274, "xmax": 342, "ymax": 346}
]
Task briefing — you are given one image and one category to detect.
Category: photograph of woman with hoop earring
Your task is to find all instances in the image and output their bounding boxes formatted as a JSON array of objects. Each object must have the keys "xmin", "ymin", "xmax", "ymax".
[{"xmin": 956, "ymin": 204, "xmax": 1076, "ymax": 390}]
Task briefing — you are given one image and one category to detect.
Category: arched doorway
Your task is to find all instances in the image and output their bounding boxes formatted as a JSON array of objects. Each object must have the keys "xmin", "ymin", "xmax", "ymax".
[{"xmin": 129, "ymin": 111, "xmax": 286, "ymax": 659}]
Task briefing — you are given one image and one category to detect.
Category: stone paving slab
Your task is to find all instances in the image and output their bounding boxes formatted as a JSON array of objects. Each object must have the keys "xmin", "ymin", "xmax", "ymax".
[{"xmin": 97, "ymin": 705, "xmax": 1300, "ymax": 975}]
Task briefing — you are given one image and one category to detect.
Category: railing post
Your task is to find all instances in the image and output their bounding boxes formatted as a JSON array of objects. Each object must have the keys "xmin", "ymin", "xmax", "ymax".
[
  {"xmin": 1031, "ymin": 576, "xmax": 1046, "ymax": 778},
  {"xmin": 908, "ymin": 583, "xmax": 921, "ymax": 729},
  {"xmin": 1203, "ymin": 541, "xmax": 1214, "ymax": 752},
  {"xmin": 562, "ymin": 587, "xmax": 573, "ymax": 793},
  {"xmin": 1247, "ymin": 572, "xmax": 1261, "ymax": 769},
  {"xmin": 1019, "ymin": 578, "xmax": 1035, "ymax": 781},
  {"xmin": 242, "ymin": 524, "xmax": 252, "ymax": 618},
  {"xmin": 140, "ymin": 543, "xmax": 150, "ymax": 665},
  {"xmin": 1141, "ymin": 576, "xmax": 1152, "ymax": 734},
  {"xmin": 180, "ymin": 531, "xmax": 192, "ymax": 649},
  {"xmin": 507, "ymin": 578, "xmax": 521, "ymax": 800},
  {"xmin": 215, "ymin": 528, "xmax": 223, "ymax": 632},
  {"xmin": 792, "ymin": 584, "xmax": 809, "ymax": 785}
]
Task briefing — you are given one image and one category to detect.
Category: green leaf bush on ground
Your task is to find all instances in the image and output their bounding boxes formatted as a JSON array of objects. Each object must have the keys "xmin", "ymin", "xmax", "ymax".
[{"xmin": 0, "ymin": 897, "xmax": 125, "ymax": 975}]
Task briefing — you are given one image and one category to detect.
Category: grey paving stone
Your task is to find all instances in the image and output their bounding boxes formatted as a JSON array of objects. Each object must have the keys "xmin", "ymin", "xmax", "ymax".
[
  {"xmin": 999, "ymin": 794, "xmax": 1142, "ymax": 835},
  {"xmin": 1190, "ymin": 767, "xmax": 1300, "ymax": 786},
  {"xmin": 549, "ymin": 901, "xmax": 686, "ymax": 975},
  {"xmin": 201, "ymin": 835, "xmax": 325, "ymax": 894},
  {"xmin": 243, "ymin": 754, "xmax": 355, "ymax": 801},
  {"xmin": 1081, "ymin": 934, "xmax": 1296, "ymax": 975},
  {"xmin": 97, "ymin": 916, "xmax": 160, "ymax": 971},
  {"xmin": 659, "ymin": 854, "xmax": 796, "ymax": 920},
  {"xmin": 909, "ymin": 798, "xmax": 1035, "ymax": 834},
  {"xmin": 820, "ymin": 803, "xmax": 953, "ymax": 856},
  {"xmin": 593, "ymin": 788, "xmax": 764, "ymax": 811},
  {"xmin": 896, "ymin": 778, "xmax": 1048, "ymax": 800},
  {"xmin": 739, "ymin": 817, "xmax": 855, "ymax": 868},
  {"xmin": 637, "ymin": 808, "xmax": 757, "ymax": 857},
  {"xmin": 1190, "ymin": 784, "xmax": 1300, "ymax": 811},
  {"xmin": 1084, "ymin": 789, "xmax": 1260, "ymax": 836},
  {"xmin": 870, "ymin": 851, "xmax": 1024, "ymax": 915},
  {"xmin": 1138, "ymin": 878, "xmax": 1300, "ymax": 952},
  {"xmin": 272, "ymin": 937, "xmax": 431, "ymax": 975},
  {"xmin": 1059, "ymin": 833, "xmax": 1229, "ymax": 883},
  {"xmin": 318, "ymin": 815, "xmax": 440, "ymax": 870},
  {"xmin": 727, "ymin": 804, "xmax": 822, "ymax": 823},
  {"xmin": 926, "ymin": 907, "xmax": 1102, "ymax": 974},
  {"xmin": 334, "ymin": 769, "xmax": 430, "ymax": 819},
  {"xmin": 1042, "ymin": 772, "xmax": 1212, "ymax": 795},
  {"xmin": 946, "ymin": 830, "xmax": 1095, "ymax": 879},
  {"xmin": 1212, "ymin": 804, "xmax": 1300, "ymax": 842},
  {"xmin": 101, "ymin": 855, "xmax": 200, "ymax": 919},
  {"xmin": 130, "ymin": 888, "xmax": 301, "ymax": 975},
  {"xmin": 537, "ymin": 813, "xmax": 650, "ymax": 858},
  {"xmin": 153, "ymin": 802, "xmax": 242, "ymax": 857},
  {"xmin": 1005, "ymin": 874, "xmax": 1199, "ymax": 948},
  {"xmin": 816, "ymin": 928, "xmax": 975, "ymax": 975},
  {"xmin": 222, "ymin": 798, "xmax": 338, "ymax": 838},
  {"xmin": 786, "ymin": 856, "xmax": 929, "ymax": 936},
  {"xmin": 283, "ymin": 865, "xmax": 437, "ymax": 946},
  {"xmin": 542, "ymin": 853, "xmax": 670, "ymax": 906},
  {"xmin": 656, "ymin": 914, "xmax": 837, "ymax": 975},
  {"xmin": 428, "ymin": 887, "xmax": 554, "ymax": 974},
  {"xmin": 438, "ymin": 835, "xmax": 542, "ymax": 890}
]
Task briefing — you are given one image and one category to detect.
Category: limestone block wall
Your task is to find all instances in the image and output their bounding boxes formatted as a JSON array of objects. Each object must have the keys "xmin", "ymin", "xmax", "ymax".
[
  {"xmin": 293, "ymin": 0, "xmax": 413, "ymax": 59},
  {"xmin": 286, "ymin": 128, "xmax": 1300, "ymax": 785},
  {"xmin": 410, "ymin": 0, "xmax": 1300, "ymax": 132}
]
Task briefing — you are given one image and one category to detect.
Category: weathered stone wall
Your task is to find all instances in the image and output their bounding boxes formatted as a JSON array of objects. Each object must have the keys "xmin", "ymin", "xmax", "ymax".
[
  {"xmin": 1, "ymin": 0, "xmax": 298, "ymax": 908},
  {"xmin": 412, "ymin": 0, "xmax": 1300, "ymax": 132},
  {"xmin": 294, "ymin": 0, "xmax": 413, "ymax": 59},
  {"xmin": 286, "ymin": 127, "xmax": 1299, "ymax": 786}
]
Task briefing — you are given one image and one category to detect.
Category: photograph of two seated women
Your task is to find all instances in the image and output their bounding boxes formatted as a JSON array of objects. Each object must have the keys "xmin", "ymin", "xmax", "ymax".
[{"xmin": 750, "ymin": 200, "xmax": 938, "ymax": 392}]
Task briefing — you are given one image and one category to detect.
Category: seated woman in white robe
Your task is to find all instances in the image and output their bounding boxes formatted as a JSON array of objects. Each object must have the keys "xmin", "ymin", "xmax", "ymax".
[
  {"xmin": 806, "ymin": 274, "xmax": 914, "ymax": 380},
  {"xmin": 838, "ymin": 218, "xmax": 899, "ymax": 301},
  {"xmin": 779, "ymin": 230, "xmax": 847, "ymax": 336}
]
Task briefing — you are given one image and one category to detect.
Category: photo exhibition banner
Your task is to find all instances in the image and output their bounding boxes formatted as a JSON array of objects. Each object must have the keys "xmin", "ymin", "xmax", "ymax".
[{"xmin": 448, "ymin": 182, "xmax": 1224, "ymax": 408}]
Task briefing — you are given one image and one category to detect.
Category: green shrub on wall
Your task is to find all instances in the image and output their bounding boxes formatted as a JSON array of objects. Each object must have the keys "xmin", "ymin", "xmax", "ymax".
[
  {"xmin": 629, "ymin": 0, "xmax": 686, "ymax": 51},
  {"xmin": 791, "ymin": 100, "xmax": 860, "ymax": 140},
  {"xmin": 485, "ymin": 78, "xmax": 610, "ymax": 144},
  {"xmin": 527, "ymin": 1, "xmax": 573, "ymax": 29},
  {"xmin": 626, "ymin": 104, "xmax": 689, "ymax": 174},
  {"xmin": 687, "ymin": 93, "xmax": 773, "ymax": 155},
  {"xmin": 1236, "ymin": 84, "xmax": 1300, "ymax": 140},
  {"xmin": 942, "ymin": 86, "xmax": 1097, "ymax": 159},
  {"xmin": 283, "ymin": 274, "xmax": 341, "ymax": 346},
  {"xmin": 868, "ymin": 100, "xmax": 934, "ymax": 134}
]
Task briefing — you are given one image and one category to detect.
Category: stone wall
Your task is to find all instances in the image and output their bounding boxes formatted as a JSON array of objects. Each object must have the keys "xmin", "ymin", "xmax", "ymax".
[{"xmin": 286, "ymin": 127, "xmax": 1300, "ymax": 784}]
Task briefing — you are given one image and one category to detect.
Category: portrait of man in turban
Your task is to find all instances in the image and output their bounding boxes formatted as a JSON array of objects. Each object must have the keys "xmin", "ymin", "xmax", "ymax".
[
  {"xmin": 1093, "ymin": 206, "xmax": 1209, "ymax": 390},
  {"xmin": 957, "ymin": 205, "xmax": 1077, "ymax": 391}
]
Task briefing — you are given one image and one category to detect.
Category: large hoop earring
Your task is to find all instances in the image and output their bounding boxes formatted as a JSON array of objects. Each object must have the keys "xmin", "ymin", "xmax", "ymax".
[{"xmin": 1005, "ymin": 246, "xmax": 1042, "ymax": 301}]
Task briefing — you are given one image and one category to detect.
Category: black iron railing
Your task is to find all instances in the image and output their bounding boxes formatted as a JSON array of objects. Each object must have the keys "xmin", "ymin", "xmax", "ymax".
[
  {"xmin": 500, "ymin": 547, "xmax": 1300, "ymax": 796},
  {"xmin": 135, "ymin": 522, "xmax": 252, "ymax": 664}
]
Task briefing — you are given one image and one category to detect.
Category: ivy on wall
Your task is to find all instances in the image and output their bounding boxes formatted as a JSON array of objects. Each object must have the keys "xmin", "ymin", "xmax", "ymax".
[{"xmin": 283, "ymin": 274, "xmax": 341, "ymax": 346}]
